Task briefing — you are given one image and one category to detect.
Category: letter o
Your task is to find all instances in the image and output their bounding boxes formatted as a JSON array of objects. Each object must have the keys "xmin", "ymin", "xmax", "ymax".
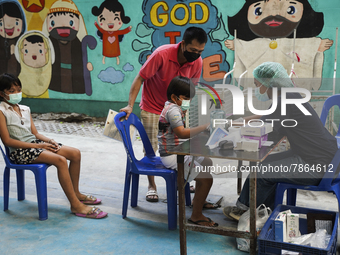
[
  {"xmin": 248, "ymin": 119, "xmax": 264, "ymax": 127},
  {"xmin": 171, "ymin": 4, "xmax": 189, "ymax": 26},
  {"xmin": 281, "ymin": 119, "xmax": 298, "ymax": 127}
]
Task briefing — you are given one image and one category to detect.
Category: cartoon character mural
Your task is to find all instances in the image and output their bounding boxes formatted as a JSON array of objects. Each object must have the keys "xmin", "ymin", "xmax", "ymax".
[
  {"xmin": 15, "ymin": 30, "xmax": 54, "ymax": 97},
  {"xmin": 225, "ymin": 0, "xmax": 333, "ymax": 90},
  {"xmin": 92, "ymin": 0, "xmax": 132, "ymax": 65},
  {"xmin": 42, "ymin": 0, "xmax": 96, "ymax": 95},
  {"xmin": 0, "ymin": 0, "xmax": 26, "ymax": 76}
]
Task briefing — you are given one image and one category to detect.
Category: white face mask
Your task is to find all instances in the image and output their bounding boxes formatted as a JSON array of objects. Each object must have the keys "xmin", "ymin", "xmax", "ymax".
[{"xmin": 4, "ymin": 92, "xmax": 22, "ymax": 105}]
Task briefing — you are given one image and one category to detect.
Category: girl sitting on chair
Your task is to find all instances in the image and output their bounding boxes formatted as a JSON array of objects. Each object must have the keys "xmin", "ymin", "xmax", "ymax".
[{"xmin": 0, "ymin": 73, "xmax": 107, "ymax": 219}]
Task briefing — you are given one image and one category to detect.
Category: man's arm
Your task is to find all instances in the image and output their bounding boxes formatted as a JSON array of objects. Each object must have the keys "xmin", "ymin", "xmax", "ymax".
[{"xmin": 120, "ymin": 74, "xmax": 145, "ymax": 120}]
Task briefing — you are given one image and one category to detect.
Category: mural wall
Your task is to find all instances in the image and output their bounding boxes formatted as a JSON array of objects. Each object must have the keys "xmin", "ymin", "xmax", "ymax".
[{"xmin": 0, "ymin": 0, "xmax": 339, "ymax": 116}]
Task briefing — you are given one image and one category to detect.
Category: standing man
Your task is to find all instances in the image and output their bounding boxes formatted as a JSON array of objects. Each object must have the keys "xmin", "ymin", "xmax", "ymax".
[{"xmin": 120, "ymin": 27, "xmax": 207, "ymax": 202}]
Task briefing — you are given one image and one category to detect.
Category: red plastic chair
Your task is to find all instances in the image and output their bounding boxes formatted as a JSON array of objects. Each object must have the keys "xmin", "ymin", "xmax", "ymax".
[
  {"xmin": 114, "ymin": 112, "xmax": 191, "ymax": 230},
  {"xmin": 1, "ymin": 145, "xmax": 51, "ymax": 220}
]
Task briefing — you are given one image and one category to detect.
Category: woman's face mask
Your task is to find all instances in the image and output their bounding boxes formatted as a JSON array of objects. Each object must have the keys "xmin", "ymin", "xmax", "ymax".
[{"xmin": 255, "ymin": 85, "xmax": 270, "ymax": 102}]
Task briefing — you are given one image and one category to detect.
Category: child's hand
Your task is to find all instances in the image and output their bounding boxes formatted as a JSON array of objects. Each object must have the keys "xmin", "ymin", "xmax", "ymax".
[
  {"xmin": 39, "ymin": 142, "xmax": 59, "ymax": 152},
  {"xmin": 49, "ymin": 139, "xmax": 61, "ymax": 152}
]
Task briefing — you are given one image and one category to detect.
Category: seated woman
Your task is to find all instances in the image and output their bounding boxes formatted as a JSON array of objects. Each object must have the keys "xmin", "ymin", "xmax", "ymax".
[
  {"xmin": 0, "ymin": 73, "xmax": 107, "ymax": 219},
  {"xmin": 223, "ymin": 62, "xmax": 338, "ymax": 221}
]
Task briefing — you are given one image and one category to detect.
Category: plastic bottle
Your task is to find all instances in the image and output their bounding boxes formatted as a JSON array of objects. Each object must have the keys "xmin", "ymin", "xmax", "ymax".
[{"xmin": 210, "ymin": 100, "xmax": 226, "ymax": 134}]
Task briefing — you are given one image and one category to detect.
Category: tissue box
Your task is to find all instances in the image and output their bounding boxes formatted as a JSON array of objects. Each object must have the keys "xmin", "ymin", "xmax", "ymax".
[
  {"xmin": 234, "ymin": 139, "xmax": 259, "ymax": 151},
  {"xmin": 275, "ymin": 212, "xmax": 288, "ymax": 242},
  {"xmin": 242, "ymin": 134, "xmax": 268, "ymax": 148},
  {"xmin": 240, "ymin": 123, "xmax": 273, "ymax": 137},
  {"xmin": 287, "ymin": 213, "xmax": 300, "ymax": 240}
]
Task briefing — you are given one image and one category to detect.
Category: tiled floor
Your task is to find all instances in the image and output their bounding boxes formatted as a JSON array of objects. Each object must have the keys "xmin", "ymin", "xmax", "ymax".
[{"xmin": 0, "ymin": 119, "xmax": 339, "ymax": 254}]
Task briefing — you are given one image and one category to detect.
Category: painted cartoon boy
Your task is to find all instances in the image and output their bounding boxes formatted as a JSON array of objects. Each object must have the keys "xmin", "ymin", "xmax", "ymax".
[{"xmin": 42, "ymin": 0, "xmax": 94, "ymax": 95}]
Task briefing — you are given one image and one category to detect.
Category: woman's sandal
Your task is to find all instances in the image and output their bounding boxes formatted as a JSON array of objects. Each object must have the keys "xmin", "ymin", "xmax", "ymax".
[
  {"xmin": 75, "ymin": 207, "xmax": 108, "ymax": 219},
  {"xmin": 80, "ymin": 195, "xmax": 102, "ymax": 205}
]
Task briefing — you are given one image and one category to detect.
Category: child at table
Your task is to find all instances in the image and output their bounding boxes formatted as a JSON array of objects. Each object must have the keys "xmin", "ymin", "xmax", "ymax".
[
  {"xmin": 0, "ymin": 73, "xmax": 107, "ymax": 219},
  {"xmin": 158, "ymin": 75, "xmax": 218, "ymax": 227}
]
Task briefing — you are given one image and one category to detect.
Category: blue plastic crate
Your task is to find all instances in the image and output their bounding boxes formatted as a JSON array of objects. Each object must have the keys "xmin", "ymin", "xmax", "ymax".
[{"xmin": 258, "ymin": 205, "xmax": 338, "ymax": 255}]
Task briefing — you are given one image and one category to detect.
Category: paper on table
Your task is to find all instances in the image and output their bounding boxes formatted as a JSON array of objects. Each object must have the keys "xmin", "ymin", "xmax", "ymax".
[
  {"xmin": 262, "ymin": 141, "xmax": 274, "ymax": 146},
  {"xmin": 205, "ymin": 127, "xmax": 229, "ymax": 149}
]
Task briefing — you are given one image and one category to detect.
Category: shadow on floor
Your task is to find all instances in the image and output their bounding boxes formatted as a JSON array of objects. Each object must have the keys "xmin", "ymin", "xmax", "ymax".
[{"xmin": 0, "ymin": 198, "xmax": 244, "ymax": 255}]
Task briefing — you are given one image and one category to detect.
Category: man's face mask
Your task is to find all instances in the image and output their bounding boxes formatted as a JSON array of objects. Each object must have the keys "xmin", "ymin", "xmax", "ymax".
[{"xmin": 183, "ymin": 44, "xmax": 200, "ymax": 62}]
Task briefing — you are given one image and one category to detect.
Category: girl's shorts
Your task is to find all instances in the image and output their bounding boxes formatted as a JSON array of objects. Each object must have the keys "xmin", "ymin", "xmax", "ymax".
[
  {"xmin": 160, "ymin": 155, "xmax": 205, "ymax": 182},
  {"xmin": 9, "ymin": 139, "xmax": 62, "ymax": 164}
]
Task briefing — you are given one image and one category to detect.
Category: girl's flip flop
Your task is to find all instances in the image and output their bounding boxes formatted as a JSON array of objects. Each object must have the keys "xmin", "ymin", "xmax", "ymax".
[
  {"xmin": 75, "ymin": 207, "xmax": 108, "ymax": 219},
  {"xmin": 80, "ymin": 195, "xmax": 102, "ymax": 205}
]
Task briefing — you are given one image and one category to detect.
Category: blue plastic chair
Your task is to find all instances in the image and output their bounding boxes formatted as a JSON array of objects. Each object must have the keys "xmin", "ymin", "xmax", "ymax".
[
  {"xmin": 1, "ymin": 145, "xmax": 51, "ymax": 220},
  {"xmin": 274, "ymin": 148, "xmax": 340, "ymax": 210},
  {"xmin": 114, "ymin": 112, "xmax": 191, "ymax": 230},
  {"xmin": 320, "ymin": 94, "xmax": 340, "ymax": 148}
]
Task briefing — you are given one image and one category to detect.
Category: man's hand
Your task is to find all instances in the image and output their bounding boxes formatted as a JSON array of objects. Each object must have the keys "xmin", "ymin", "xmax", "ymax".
[{"xmin": 120, "ymin": 105, "xmax": 133, "ymax": 120}]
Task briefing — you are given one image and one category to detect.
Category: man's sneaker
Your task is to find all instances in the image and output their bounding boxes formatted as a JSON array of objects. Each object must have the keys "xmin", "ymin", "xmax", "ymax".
[{"xmin": 223, "ymin": 206, "xmax": 246, "ymax": 221}]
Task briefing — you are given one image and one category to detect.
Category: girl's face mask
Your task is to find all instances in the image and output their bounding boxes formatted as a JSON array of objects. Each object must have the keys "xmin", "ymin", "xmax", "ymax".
[{"xmin": 4, "ymin": 92, "xmax": 22, "ymax": 105}]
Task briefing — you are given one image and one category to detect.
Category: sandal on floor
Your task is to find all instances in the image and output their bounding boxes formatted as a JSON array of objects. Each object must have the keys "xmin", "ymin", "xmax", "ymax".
[
  {"xmin": 190, "ymin": 185, "xmax": 195, "ymax": 193},
  {"xmin": 75, "ymin": 207, "xmax": 108, "ymax": 219},
  {"xmin": 203, "ymin": 202, "xmax": 221, "ymax": 209},
  {"xmin": 146, "ymin": 190, "xmax": 159, "ymax": 202},
  {"xmin": 80, "ymin": 195, "xmax": 102, "ymax": 205},
  {"xmin": 188, "ymin": 217, "xmax": 218, "ymax": 227}
]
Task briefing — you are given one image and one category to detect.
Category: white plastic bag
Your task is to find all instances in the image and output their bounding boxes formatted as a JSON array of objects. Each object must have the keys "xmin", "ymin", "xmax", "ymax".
[
  {"xmin": 290, "ymin": 229, "xmax": 331, "ymax": 249},
  {"xmin": 236, "ymin": 204, "xmax": 272, "ymax": 252}
]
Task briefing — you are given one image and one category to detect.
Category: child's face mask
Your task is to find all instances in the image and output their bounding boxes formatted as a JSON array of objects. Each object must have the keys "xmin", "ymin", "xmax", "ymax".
[{"xmin": 177, "ymin": 97, "xmax": 190, "ymax": 111}]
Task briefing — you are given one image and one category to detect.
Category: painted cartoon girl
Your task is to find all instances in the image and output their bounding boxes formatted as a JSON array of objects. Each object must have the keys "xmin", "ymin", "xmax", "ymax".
[
  {"xmin": 0, "ymin": 0, "xmax": 26, "ymax": 76},
  {"xmin": 92, "ymin": 0, "xmax": 131, "ymax": 65}
]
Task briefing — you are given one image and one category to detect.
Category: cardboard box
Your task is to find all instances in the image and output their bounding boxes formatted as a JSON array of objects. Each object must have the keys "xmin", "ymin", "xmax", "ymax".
[
  {"xmin": 275, "ymin": 212, "xmax": 288, "ymax": 242},
  {"xmin": 240, "ymin": 123, "xmax": 273, "ymax": 137},
  {"xmin": 287, "ymin": 213, "xmax": 300, "ymax": 240},
  {"xmin": 242, "ymin": 134, "xmax": 268, "ymax": 148}
]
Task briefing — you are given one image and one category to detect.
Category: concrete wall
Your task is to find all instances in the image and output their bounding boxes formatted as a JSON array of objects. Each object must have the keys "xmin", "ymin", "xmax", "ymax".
[{"xmin": 1, "ymin": 0, "xmax": 339, "ymax": 117}]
